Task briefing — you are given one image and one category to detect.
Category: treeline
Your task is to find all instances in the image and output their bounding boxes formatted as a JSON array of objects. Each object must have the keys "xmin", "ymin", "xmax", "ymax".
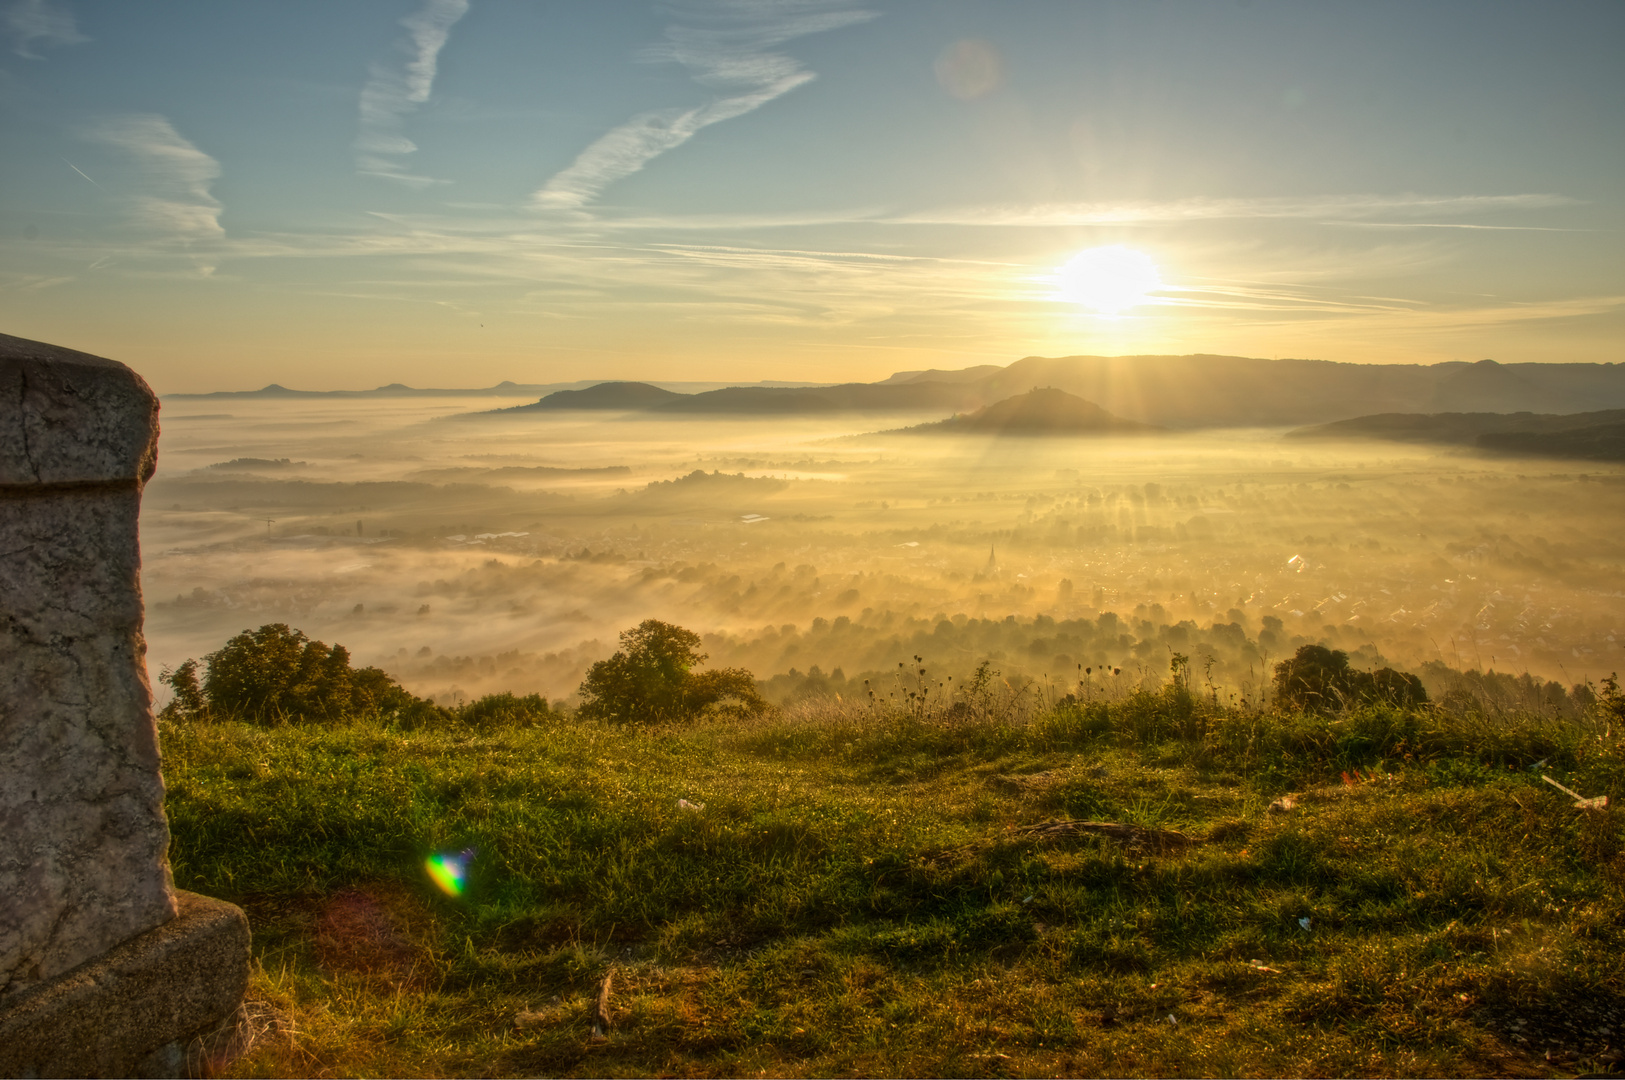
[
  {"xmin": 160, "ymin": 619, "xmax": 771, "ymax": 730},
  {"xmin": 704, "ymin": 609, "xmax": 1363, "ymax": 696},
  {"xmin": 159, "ymin": 619, "xmax": 1470, "ymax": 735},
  {"xmin": 162, "ymin": 617, "xmax": 1625, "ymax": 739},
  {"xmin": 1420, "ymin": 660, "xmax": 1600, "ymax": 718}
]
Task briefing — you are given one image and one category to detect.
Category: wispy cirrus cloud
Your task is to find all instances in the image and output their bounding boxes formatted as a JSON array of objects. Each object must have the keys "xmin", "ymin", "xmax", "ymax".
[
  {"xmin": 356, "ymin": 0, "xmax": 470, "ymax": 187},
  {"xmin": 499, "ymin": 191, "xmax": 1578, "ymax": 233},
  {"xmin": 85, "ymin": 114, "xmax": 223, "ymax": 247},
  {"xmin": 5, "ymin": 0, "xmax": 86, "ymax": 59},
  {"xmin": 889, "ymin": 193, "xmax": 1579, "ymax": 228},
  {"xmin": 533, "ymin": 0, "xmax": 875, "ymax": 211}
]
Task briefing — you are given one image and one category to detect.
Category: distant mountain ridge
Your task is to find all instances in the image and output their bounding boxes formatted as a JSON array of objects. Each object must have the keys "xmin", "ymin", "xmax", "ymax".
[
  {"xmin": 493, "ymin": 380, "xmax": 985, "ymax": 415},
  {"xmin": 168, "ymin": 380, "xmax": 563, "ymax": 399},
  {"xmin": 495, "ymin": 355, "xmax": 1625, "ymax": 427},
  {"xmin": 164, "ymin": 378, "xmax": 830, "ymax": 400},
  {"xmin": 174, "ymin": 354, "xmax": 1625, "ymax": 429},
  {"xmin": 971, "ymin": 355, "xmax": 1625, "ymax": 427},
  {"xmin": 876, "ymin": 365, "xmax": 1005, "ymax": 385}
]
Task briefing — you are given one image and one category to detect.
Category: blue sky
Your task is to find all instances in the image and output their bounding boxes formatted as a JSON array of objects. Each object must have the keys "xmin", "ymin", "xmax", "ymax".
[{"xmin": 2, "ymin": 0, "xmax": 1621, "ymax": 391}]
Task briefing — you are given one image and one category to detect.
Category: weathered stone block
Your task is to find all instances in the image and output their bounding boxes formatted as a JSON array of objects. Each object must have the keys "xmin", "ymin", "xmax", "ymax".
[
  {"xmin": 0, "ymin": 331, "xmax": 174, "ymax": 998},
  {"xmin": 0, "ymin": 890, "xmax": 251, "ymax": 1077}
]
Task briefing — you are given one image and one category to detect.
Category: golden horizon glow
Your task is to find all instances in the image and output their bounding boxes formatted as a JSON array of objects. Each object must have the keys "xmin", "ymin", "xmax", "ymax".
[
  {"xmin": 3, "ymin": 6, "xmax": 1619, "ymax": 389},
  {"xmin": 1055, "ymin": 246, "xmax": 1165, "ymax": 316}
]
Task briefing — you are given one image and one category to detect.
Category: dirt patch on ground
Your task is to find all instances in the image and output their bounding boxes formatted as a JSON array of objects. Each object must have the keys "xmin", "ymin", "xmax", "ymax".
[{"xmin": 313, "ymin": 884, "xmax": 431, "ymax": 985}]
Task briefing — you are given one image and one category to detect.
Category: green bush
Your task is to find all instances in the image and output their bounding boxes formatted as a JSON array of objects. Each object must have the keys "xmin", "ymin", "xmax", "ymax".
[
  {"xmin": 453, "ymin": 691, "xmax": 554, "ymax": 733},
  {"xmin": 1273, "ymin": 644, "xmax": 1427, "ymax": 714}
]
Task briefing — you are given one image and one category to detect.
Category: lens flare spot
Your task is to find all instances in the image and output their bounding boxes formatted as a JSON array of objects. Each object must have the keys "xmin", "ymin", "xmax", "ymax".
[
  {"xmin": 426, "ymin": 848, "xmax": 474, "ymax": 897},
  {"xmin": 935, "ymin": 39, "xmax": 1003, "ymax": 100},
  {"xmin": 1056, "ymin": 246, "xmax": 1163, "ymax": 314}
]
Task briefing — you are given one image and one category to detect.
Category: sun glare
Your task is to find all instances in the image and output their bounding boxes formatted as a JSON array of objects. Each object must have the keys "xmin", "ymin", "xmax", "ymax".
[{"xmin": 1055, "ymin": 246, "xmax": 1163, "ymax": 315}]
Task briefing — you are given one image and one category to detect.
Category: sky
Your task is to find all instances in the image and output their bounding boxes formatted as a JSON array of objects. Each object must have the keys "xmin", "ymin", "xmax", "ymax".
[{"xmin": 2, "ymin": 0, "xmax": 1622, "ymax": 392}]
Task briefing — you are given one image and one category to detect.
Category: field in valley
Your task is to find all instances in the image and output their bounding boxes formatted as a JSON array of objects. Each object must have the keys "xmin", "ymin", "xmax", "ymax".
[{"xmin": 140, "ymin": 395, "xmax": 1625, "ymax": 713}]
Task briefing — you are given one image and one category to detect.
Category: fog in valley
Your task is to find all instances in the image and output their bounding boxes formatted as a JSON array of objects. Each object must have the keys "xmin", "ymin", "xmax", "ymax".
[{"xmin": 140, "ymin": 395, "xmax": 1625, "ymax": 715}]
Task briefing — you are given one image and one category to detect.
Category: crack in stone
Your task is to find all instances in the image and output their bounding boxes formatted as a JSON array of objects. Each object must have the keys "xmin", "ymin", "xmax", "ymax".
[
  {"xmin": 16, "ymin": 367, "xmax": 40, "ymax": 482},
  {"xmin": 0, "ymin": 900, "xmax": 74, "ymax": 998}
]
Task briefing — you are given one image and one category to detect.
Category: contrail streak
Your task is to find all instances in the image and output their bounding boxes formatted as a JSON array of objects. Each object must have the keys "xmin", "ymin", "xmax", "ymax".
[{"xmin": 62, "ymin": 156, "xmax": 98, "ymax": 185}]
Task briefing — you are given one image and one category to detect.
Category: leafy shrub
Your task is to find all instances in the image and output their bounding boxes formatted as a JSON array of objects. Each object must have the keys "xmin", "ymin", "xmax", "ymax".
[
  {"xmin": 577, "ymin": 619, "xmax": 769, "ymax": 723},
  {"xmin": 453, "ymin": 691, "xmax": 554, "ymax": 733},
  {"xmin": 1273, "ymin": 644, "xmax": 1427, "ymax": 714},
  {"xmin": 159, "ymin": 658, "xmax": 206, "ymax": 719}
]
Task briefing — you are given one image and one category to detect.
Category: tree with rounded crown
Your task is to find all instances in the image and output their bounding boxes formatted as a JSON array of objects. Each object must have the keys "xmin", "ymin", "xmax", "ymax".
[
  {"xmin": 577, "ymin": 619, "xmax": 767, "ymax": 723},
  {"xmin": 188, "ymin": 622, "xmax": 425, "ymax": 724}
]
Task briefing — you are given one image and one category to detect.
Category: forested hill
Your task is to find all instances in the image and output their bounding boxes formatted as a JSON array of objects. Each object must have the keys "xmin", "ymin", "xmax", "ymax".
[{"xmin": 885, "ymin": 388, "xmax": 1158, "ymax": 436}]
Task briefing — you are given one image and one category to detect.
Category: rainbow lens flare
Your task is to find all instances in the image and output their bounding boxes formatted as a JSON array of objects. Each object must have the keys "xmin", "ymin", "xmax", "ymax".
[{"xmin": 425, "ymin": 848, "xmax": 474, "ymax": 897}]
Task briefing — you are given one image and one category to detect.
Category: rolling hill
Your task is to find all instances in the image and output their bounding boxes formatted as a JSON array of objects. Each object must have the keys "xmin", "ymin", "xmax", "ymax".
[
  {"xmin": 883, "ymin": 388, "xmax": 1158, "ymax": 436},
  {"xmin": 500, "ymin": 381, "xmax": 685, "ymax": 410},
  {"xmin": 1286, "ymin": 408, "xmax": 1625, "ymax": 461}
]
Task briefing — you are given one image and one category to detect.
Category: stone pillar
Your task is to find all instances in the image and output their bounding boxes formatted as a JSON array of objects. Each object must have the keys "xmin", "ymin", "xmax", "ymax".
[{"xmin": 0, "ymin": 332, "xmax": 248, "ymax": 1076}]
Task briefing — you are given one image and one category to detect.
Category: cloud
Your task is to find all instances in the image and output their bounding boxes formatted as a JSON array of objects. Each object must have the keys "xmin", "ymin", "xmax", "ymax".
[
  {"xmin": 85, "ymin": 114, "xmax": 223, "ymax": 243},
  {"xmin": 356, "ymin": 0, "xmax": 470, "ymax": 187},
  {"xmin": 5, "ymin": 0, "xmax": 86, "ymax": 59},
  {"xmin": 533, "ymin": 0, "xmax": 875, "ymax": 210},
  {"xmin": 889, "ymin": 193, "xmax": 1579, "ymax": 227}
]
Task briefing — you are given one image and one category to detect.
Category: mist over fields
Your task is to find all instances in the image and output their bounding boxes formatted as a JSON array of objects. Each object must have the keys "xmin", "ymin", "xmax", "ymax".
[{"xmin": 137, "ymin": 376, "xmax": 1625, "ymax": 715}]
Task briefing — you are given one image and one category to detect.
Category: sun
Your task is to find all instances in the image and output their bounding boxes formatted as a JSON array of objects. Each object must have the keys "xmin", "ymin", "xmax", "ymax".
[{"xmin": 1055, "ymin": 246, "xmax": 1163, "ymax": 315}]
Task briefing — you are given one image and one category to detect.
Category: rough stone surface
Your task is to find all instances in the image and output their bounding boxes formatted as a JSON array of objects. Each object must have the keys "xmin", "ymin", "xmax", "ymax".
[
  {"xmin": 0, "ymin": 890, "xmax": 251, "ymax": 1077},
  {"xmin": 0, "ymin": 331, "xmax": 174, "ymax": 999},
  {"xmin": 0, "ymin": 333, "xmax": 159, "ymax": 488}
]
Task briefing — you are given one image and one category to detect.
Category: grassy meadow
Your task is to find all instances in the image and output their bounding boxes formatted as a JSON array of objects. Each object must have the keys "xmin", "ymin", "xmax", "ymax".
[{"xmin": 163, "ymin": 679, "xmax": 1625, "ymax": 1078}]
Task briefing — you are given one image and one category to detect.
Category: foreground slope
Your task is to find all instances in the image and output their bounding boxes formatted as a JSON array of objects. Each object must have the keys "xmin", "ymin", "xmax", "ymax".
[{"xmin": 163, "ymin": 685, "xmax": 1624, "ymax": 1078}]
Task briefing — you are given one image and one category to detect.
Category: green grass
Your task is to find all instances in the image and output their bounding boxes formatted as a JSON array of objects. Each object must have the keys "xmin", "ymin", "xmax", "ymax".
[{"xmin": 162, "ymin": 690, "xmax": 1625, "ymax": 1077}]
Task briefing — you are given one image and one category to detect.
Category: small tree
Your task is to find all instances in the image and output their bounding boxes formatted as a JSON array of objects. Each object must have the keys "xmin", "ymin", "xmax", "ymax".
[
  {"xmin": 577, "ymin": 619, "xmax": 767, "ymax": 723},
  {"xmin": 1274, "ymin": 645, "xmax": 1354, "ymax": 712}
]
